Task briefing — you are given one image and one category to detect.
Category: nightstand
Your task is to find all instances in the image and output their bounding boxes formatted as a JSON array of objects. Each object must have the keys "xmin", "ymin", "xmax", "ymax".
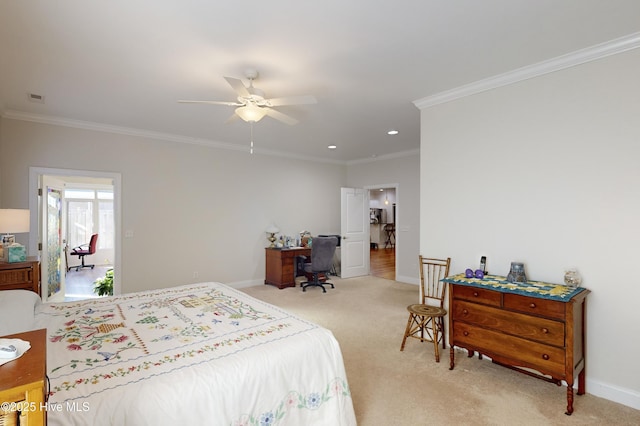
[
  {"xmin": 0, "ymin": 258, "xmax": 41, "ymax": 295},
  {"xmin": 0, "ymin": 328, "xmax": 47, "ymax": 426}
]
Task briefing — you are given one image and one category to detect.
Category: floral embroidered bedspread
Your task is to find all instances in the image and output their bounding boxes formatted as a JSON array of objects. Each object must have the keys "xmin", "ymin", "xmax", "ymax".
[{"xmin": 34, "ymin": 282, "xmax": 356, "ymax": 426}]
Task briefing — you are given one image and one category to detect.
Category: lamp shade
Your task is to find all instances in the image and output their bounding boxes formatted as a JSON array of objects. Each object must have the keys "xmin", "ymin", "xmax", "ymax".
[
  {"xmin": 235, "ymin": 105, "xmax": 267, "ymax": 123},
  {"xmin": 265, "ymin": 225, "xmax": 279, "ymax": 234},
  {"xmin": 0, "ymin": 209, "xmax": 30, "ymax": 234}
]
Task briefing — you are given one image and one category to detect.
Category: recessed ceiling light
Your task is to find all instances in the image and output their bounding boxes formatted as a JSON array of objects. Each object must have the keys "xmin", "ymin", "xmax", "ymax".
[
  {"xmin": 387, "ymin": 129, "xmax": 399, "ymax": 135},
  {"xmin": 328, "ymin": 145, "xmax": 337, "ymax": 149}
]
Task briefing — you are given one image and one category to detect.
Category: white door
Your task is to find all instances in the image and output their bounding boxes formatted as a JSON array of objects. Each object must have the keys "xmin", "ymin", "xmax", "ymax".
[
  {"xmin": 40, "ymin": 175, "xmax": 66, "ymax": 302},
  {"xmin": 340, "ymin": 187, "xmax": 369, "ymax": 278}
]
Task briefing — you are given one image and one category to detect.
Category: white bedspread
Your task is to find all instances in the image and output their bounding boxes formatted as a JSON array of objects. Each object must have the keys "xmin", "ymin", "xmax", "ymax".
[{"xmin": 33, "ymin": 282, "xmax": 356, "ymax": 425}]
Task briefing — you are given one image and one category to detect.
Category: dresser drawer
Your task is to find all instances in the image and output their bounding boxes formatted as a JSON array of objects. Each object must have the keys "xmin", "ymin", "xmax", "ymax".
[
  {"xmin": 451, "ymin": 284, "xmax": 501, "ymax": 307},
  {"xmin": 451, "ymin": 300, "xmax": 565, "ymax": 347},
  {"xmin": 503, "ymin": 293, "xmax": 565, "ymax": 320},
  {"xmin": 452, "ymin": 322, "xmax": 566, "ymax": 376}
]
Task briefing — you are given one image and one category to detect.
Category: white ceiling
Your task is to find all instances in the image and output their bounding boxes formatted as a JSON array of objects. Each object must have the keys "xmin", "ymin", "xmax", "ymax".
[{"xmin": 1, "ymin": 1, "xmax": 639, "ymax": 163}]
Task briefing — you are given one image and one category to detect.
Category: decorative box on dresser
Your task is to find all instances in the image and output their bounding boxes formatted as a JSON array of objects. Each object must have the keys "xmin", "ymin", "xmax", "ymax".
[
  {"xmin": 444, "ymin": 274, "xmax": 590, "ymax": 415},
  {"xmin": 0, "ymin": 257, "xmax": 40, "ymax": 295},
  {"xmin": 0, "ymin": 328, "xmax": 47, "ymax": 426}
]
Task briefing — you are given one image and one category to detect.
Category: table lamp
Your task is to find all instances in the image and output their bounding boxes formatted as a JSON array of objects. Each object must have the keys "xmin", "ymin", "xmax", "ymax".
[
  {"xmin": 0, "ymin": 209, "xmax": 30, "ymax": 262},
  {"xmin": 265, "ymin": 225, "xmax": 279, "ymax": 248},
  {"xmin": 0, "ymin": 209, "xmax": 30, "ymax": 243}
]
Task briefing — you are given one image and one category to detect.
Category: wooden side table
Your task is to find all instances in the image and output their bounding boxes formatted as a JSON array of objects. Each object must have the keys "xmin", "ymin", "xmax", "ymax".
[
  {"xmin": 0, "ymin": 257, "xmax": 41, "ymax": 295},
  {"xmin": 0, "ymin": 328, "xmax": 47, "ymax": 426}
]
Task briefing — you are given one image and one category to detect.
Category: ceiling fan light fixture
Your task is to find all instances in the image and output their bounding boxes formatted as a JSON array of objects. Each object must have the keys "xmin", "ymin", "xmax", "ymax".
[{"xmin": 235, "ymin": 105, "xmax": 267, "ymax": 123}]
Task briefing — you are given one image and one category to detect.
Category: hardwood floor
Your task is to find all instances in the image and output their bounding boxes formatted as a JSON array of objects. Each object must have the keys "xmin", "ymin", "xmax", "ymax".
[
  {"xmin": 65, "ymin": 265, "xmax": 111, "ymax": 301},
  {"xmin": 370, "ymin": 247, "xmax": 395, "ymax": 280}
]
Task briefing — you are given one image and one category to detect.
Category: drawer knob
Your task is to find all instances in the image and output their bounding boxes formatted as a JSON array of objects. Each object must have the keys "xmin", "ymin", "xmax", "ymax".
[
  {"xmin": 463, "ymin": 331, "xmax": 469, "ymax": 336},
  {"xmin": 529, "ymin": 303, "xmax": 536, "ymax": 308},
  {"xmin": 462, "ymin": 309, "xmax": 469, "ymax": 315},
  {"xmin": 473, "ymin": 292, "xmax": 479, "ymax": 297},
  {"xmin": 541, "ymin": 328, "xmax": 549, "ymax": 334},
  {"xmin": 542, "ymin": 354, "xmax": 549, "ymax": 360}
]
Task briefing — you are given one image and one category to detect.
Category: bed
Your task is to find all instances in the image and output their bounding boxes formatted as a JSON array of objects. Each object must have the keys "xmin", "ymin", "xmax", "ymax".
[{"xmin": 0, "ymin": 282, "xmax": 357, "ymax": 425}]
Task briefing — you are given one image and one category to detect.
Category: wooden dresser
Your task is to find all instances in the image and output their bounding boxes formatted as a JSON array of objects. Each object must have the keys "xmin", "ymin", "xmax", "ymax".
[
  {"xmin": 445, "ymin": 274, "xmax": 589, "ymax": 415},
  {"xmin": 0, "ymin": 257, "xmax": 40, "ymax": 295},
  {"xmin": 0, "ymin": 328, "xmax": 47, "ymax": 426}
]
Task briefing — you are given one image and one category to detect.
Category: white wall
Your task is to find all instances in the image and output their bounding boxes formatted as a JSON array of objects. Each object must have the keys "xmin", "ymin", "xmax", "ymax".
[
  {"xmin": 0, "ymin": 118, "xmax": 346, "ymax": 292},
  {"xmin": 348, "ymin": 154, "xmax": 420, "ymax": 284},
  {"xmin": 419, "ymin": 48, "xmax": 640, "ymax": 408}
]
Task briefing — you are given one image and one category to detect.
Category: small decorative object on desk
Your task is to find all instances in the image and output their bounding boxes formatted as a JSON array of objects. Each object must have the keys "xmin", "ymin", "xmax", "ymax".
[
  {"xmin": 265, "ymin": 224, "xmax": 280, "ymax": 248},
  {"xmin": 564, "ymin": 268, "xmax": 582, "ymax": 287},
  {"xmin": 506, "ymin": 262, "xmax": 527, "ymax": 283},
  {"xmin": 0, "ymin": 338, "xmax": 30, "ymax": 366}
]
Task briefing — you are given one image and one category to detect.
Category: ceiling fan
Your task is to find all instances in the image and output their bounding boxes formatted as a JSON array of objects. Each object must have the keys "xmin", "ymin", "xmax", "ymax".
[{"xmin": 178, "ymin": 68, "xmax": 317, "ymax": 125}]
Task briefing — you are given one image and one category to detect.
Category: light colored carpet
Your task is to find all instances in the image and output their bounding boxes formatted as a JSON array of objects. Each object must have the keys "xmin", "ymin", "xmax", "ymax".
[{"xmin": 242, "ymin": 275, "xmax": 640, "ymax": 425}]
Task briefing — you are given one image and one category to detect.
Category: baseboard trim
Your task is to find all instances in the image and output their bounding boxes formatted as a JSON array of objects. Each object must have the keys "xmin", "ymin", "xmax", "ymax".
[
  {"xmin": 587, "ymin": 378, "xmax": 640, "ymax": 411},
  {"xmin": 451, "ymin": 347, "xmax": 640, "ymax": 410},
  {"xmin": 227, "ymin": 279, "xmax": 264, "ymax": 289},
  {"xmin": 395, "ymin": 274, "xmax": 419, "ymax": 285}
]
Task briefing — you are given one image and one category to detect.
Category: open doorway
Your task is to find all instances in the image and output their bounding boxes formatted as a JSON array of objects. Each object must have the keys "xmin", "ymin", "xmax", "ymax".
[
  {"xmin": 28, "ymin": 167, "xmax": 121, "ymax": 302},
  {"xmin": 368, "ymin": 186, "xmax": 396, "ymax": 280}
]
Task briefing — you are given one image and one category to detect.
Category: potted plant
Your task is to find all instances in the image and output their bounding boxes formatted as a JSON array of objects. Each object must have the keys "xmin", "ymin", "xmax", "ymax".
[{"xmin": 93, "ymin": 268, "xmax": 114, "ymax": 296}]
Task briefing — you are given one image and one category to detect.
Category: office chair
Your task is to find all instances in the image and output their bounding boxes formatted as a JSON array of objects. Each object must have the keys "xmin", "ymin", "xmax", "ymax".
[
  {"xmin": 400, "ymin": 256, "xmax": 451, "ymax": 362},
  {"xmin": 301, "ymin": 236, "xmax": 338, "ymax": 293},
  {"xmin": 70, "ymin": 233, "xmax": 98, "ymax": 272}
]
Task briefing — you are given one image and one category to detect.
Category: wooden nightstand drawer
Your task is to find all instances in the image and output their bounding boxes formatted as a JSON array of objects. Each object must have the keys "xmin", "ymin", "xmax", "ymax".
[
  {"xmin": 452, "ymin": 300, "xmax": 565, "ymax": 346},
  {"xmin": 0, "ymin": 258, "xmax": 40, "ymax": 294},
  {"xmin": 451, "ymin": 284, "xmax": 501, "ymax": 307},
  {"xmin": 503, "ymin": 293, "xmax": 565, "ymax": 320},
  {"xmin": 452, "ymin": 322, "xmax": 566, "ymax": 376},
  {"xmin": 0, "ymin": 329, "xmax": 47, "ymax": 426}
]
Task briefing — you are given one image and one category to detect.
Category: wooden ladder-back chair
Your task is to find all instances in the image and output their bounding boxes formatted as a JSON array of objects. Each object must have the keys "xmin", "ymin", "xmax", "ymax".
[{"xmin": 400, "ymin": 256, "xmax": 451, "ymax": 362}]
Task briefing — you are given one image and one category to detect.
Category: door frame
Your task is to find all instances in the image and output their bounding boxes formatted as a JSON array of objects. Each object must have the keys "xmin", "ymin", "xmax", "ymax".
[
  {"xmin": 365, "ymin": 183, "xmax": 399, "ymax": 281},
  {"xmin": 28, "ymin": 167, "xmax": 122, "ymax": 297}
]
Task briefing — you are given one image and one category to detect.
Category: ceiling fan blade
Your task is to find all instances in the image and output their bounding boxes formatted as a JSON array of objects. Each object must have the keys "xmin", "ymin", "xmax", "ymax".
[
  {"xmin": 178, "ymin": 100, "xmax": 242, "ymax": 106},
  {"xmin": 264, "ymin": 107, "xmax": 298, "ymax": 125},
  {"xmin": 224, "ymin": 76, "xmax": 250, "ymax": 98},
  {"xmin": 266, "ymin": 95, "xmax": 317, "ymax": 107}
]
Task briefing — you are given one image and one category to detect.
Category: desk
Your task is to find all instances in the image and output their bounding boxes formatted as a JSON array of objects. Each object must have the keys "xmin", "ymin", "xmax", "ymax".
[
  {"xmin": 265, "ymin": 247, "xmax": 311, "ymax": 289},
  {"xmin": 445, "ymin": 274, "xmax": 589, "ymax": 415}
]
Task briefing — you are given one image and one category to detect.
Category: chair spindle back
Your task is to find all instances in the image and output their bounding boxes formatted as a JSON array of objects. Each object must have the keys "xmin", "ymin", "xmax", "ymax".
[{"xmin": 418, "ymin": 256, "xmax": 451, "ymax": 307}]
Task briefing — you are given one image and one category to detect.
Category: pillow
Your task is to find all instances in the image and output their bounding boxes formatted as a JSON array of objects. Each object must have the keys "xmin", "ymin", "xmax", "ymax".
[{"xmin": 0, "ymin": 290, "xmax": 41, "ymax": 336}]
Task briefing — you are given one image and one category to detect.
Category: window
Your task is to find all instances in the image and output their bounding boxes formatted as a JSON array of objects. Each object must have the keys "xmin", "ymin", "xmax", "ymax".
[{"xmin": 65, "ymin": 188, "xmax": 113, "ymax": 250}]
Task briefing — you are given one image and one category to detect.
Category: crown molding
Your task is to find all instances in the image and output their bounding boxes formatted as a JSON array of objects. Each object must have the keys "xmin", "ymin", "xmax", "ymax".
[
  {"xmin": 414, "ymin": 32, "xmax": 640, "ymax": 110},
  {"xmin": 0, "ymin": 109, "xmax": 346, "ymax": 165},
  {"xmin": 0, "ymin": 109, "xmax": 412, "ymax": 166},
  {"xmin": 346, "ymin": 148, "xmax": 420, "ymax": 166}
]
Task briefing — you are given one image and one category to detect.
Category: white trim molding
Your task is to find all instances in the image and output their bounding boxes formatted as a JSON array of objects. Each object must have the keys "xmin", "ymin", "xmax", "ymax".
[
  {"xmin": 0, "ymin": 110, "xmax": 345, "ymax": 166},
  {"xmin": 414, "ymin": 32, "xmax": 640, "ymax": 110}
]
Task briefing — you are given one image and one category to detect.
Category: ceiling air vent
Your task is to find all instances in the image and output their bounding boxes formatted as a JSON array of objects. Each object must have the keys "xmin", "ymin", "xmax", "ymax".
[{"xmin": 27, "ymin": 93, "xmax": 45, "ymax": 103}]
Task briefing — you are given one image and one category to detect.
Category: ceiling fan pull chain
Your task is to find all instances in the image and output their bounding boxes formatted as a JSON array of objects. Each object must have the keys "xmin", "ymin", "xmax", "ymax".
[{"xmin": 250, "ymin": 122, "xmax": 254, "ymax": 154}]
